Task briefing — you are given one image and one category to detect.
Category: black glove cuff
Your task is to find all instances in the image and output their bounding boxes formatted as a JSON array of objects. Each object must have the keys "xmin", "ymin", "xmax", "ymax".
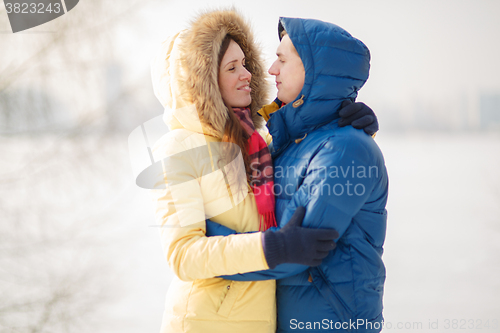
[{"xmin": 262, "ymin": 230, "xmax": 286, "ymax": 269}]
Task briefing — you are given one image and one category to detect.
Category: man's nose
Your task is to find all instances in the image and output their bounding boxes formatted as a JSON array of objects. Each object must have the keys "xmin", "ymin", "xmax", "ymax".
[{"xmin": 268, "ymin": 61, "xmax": 279, "ymax": 75}]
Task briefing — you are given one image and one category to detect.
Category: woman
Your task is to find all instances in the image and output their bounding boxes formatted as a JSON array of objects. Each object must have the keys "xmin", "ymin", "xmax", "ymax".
[{"xmin": 150, "ymin": 10, "xmax": 338, "ymax": 333}]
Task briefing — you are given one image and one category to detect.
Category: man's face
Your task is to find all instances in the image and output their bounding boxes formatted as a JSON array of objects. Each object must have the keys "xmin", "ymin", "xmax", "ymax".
[{"xmin": 268, "ymin": 35, "xmax": 305, "ymax": 104}]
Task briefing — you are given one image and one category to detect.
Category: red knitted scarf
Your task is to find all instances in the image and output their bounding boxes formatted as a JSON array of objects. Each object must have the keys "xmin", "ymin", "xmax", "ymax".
[{"xmin": 233, "ymin": 108, "xmax": 277, "ymax": 231}]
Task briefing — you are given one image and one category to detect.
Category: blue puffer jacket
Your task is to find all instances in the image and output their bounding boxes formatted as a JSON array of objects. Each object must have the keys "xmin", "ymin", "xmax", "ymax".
[{"xmin": 207, "ymin": 17, "xmax": 388, "ymax": 333}]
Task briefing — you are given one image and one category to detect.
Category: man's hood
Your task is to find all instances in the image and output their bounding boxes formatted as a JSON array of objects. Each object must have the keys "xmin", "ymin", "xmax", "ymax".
[{"xmin": 268, "ymin": 17, "xmax": 371, "ymax": 152}]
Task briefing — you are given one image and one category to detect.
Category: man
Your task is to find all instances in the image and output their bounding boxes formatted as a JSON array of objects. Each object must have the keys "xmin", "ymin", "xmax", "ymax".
[{"xmin": 208, "ymin": 17, "xmax": 388, "ymax": 332}]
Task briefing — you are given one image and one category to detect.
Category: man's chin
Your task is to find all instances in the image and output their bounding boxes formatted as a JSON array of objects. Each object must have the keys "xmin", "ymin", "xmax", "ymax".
[
  {"xmin": 278, "ymin": 96, "xmax": 292, "ymax": 105},
  {"xmin": 276, "ymin": 93, "xmax": 287, "ymax": 104}
]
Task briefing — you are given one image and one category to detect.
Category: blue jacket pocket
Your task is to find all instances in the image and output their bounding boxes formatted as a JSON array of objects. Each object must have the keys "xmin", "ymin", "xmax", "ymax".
[{"xmin": 309, "ymin": 266, "xmax": 355, "ymax": 330}]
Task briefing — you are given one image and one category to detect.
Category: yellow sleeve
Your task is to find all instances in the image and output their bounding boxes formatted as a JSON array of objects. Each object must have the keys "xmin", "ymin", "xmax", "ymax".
[
  {"xmin": 150, "ymin": 134, "xmax": 269, "ymax": 282},
  {"xmin": 257, "ymin": 125, "xmax": 273, "ymax": 146},
  {"xmin": 258, "ymin": 101, "xmax": 281, "ymax": 122}
]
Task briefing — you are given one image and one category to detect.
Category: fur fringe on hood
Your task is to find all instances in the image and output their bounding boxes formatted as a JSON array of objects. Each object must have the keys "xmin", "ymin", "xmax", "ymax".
[
  {"xmin": 153, "ymin": 9, "xmax": 269, "ymax": 137},
  {"xmin": 179, "ymin": 9, "xmax": 268, "ymax": 135}
]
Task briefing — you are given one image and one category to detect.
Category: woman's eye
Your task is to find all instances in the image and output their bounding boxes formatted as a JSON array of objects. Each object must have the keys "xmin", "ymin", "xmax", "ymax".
[{"xmin": 229, "ymin": 67, "xmax": 235, "ymax": 71}]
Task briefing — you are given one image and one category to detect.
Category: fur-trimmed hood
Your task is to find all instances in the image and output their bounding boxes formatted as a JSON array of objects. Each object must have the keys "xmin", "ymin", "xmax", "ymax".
[{"xmin": 151, "ymin": 9, "xmax": 268, "ymax": 137}]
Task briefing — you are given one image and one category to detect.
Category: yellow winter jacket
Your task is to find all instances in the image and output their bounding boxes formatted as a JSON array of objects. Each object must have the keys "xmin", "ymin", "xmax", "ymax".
[{"xmin": 150, "ymin": 10, "xmax": 276, "ymax": 333}]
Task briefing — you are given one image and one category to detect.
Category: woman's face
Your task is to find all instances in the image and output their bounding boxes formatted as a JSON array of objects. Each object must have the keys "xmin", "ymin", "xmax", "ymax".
[{"xmin": 218, "ymin": 40, "xmax": 252, "ymax": 108}]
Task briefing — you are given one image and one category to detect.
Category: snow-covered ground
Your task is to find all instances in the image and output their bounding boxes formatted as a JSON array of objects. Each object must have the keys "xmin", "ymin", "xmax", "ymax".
[
  {"xmin": 1, "ymin": 131, "xmax": 499, "ymax": 332},
  {"xmin": 376, "ymin": 132, "xmax": 500, "ymax": 332}
]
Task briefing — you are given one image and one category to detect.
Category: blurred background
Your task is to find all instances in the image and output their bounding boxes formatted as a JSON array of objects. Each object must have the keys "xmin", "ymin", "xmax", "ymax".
[{"xmin": 1, "ymin": 0, "xmax": 499, "ymax": 332}]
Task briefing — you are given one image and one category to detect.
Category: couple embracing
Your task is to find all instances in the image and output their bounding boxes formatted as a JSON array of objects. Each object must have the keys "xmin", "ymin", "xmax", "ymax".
[{"xmin": 149, "ymin": 9, "xmax": 388, "ymax": 333}]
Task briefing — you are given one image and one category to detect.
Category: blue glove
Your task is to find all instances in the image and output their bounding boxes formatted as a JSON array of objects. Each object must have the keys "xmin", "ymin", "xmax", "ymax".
[
  {"xmin": 338, "ymin": 99, "xmax": 379, "ymax": 136},
  {"xmin": 262, "ymin": 207, "xmax": 339, "ymax": 269}
]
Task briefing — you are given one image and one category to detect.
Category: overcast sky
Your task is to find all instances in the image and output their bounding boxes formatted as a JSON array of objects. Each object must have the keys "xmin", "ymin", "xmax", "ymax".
[
  {"xmin": 118, "ymin": 0, "xmax": 500, "ymax": 115},
  {"xmin": 2, "ymin": 0, "xmax": 499, "ymax": 129}
]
